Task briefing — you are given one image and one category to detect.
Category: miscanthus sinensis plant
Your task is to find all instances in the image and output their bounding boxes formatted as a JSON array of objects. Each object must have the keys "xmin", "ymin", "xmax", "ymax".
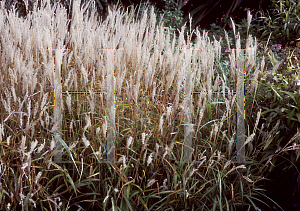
[{"xmin": 1, "ymin": 0, "xmax": 299, "ymax": 210}]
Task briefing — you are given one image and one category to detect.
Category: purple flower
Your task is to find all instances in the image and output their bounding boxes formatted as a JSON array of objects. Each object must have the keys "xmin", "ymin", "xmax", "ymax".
[
  {"xmin": 278, "ymin": 44, "xmax": 282, "ymax": 49},
  {"xmin": 225, "ymin": 49, "xmax": 231, "ymax": 53},
  {"xmin": 169, "ymin": 1, "xmax": 171, "ymax": 3},
  {"xmin": 184, "ymin": 1, "xmax": 187, "ymax": 4},
  {"xmin": 173, "ymin": 17, "xmax": 176, "ymax": 20}
]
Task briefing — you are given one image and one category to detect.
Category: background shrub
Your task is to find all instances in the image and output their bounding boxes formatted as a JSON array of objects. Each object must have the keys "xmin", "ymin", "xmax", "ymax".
[{"xmin": 249, "ymin": 0, "xmax": 300, "ymax": 48}]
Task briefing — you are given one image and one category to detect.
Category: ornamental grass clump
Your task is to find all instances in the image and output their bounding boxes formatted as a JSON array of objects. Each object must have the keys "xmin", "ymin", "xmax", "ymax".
[{"xmin": 0, "ymin": 0, "xmax": 298, "ymax": 210}]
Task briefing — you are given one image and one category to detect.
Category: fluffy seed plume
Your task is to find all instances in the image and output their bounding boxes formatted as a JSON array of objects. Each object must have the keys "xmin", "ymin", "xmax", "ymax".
[
  {"xmin": 30, "ymin": 140, "xmax": 38, "ymax": 153},
  {"xmin": 82, "ymin": 133, "xmax": 90, "ymax": 148},
  {"xmin": 35, "ymin": 172, "xmax": 42, "ymax": 184},
  {"xmin": 159, "ymin": 114, "xmax": 164, "ymax": 135},
  {"xmin": 50, "ymin": 138, "xmax": 56, "ymax": 151},
  {"xmin": 127, "ymin": 136, "xmax": 133, "ymax": 148},
  {"xmin": 37, "ymin": 139, "xmax": 45, "ymax": 153},
  {"xmin": 147, "ymin": 152, "xmax": 154, "ymax": 166},
  {"xmin": 146, "ymin": 179, "xmax": 157, "ymax": 188},
  {"xmin": 244, "ymin": 133, "xmax": 255, "ymax": 147}
]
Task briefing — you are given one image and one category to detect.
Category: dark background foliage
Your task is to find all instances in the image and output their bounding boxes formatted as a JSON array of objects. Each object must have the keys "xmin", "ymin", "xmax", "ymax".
[{"xmin": 3, "ymin": 0, "xmax": 299, "ymax": 47}]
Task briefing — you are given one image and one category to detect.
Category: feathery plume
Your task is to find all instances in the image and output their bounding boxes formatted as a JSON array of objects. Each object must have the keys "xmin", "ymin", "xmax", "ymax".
[
  {"xmin": 244, "ymin": 133, "xmax": 255, "ymax": 147},
  {"xmin": 50, "ymin": 138, "xmax": 55, "ymax": 151},
  {"xmin": 82, "ymin": 133, "xmax": 90, "ymax": 148},
  {"xmin": 127, "ymin": 136, "xmax": 133, "ymax": 148},
  {"xmin": 0, "ymin": 124, "xmax": 4, "ymax": 144},
  {"xmin": 146, "ymin": 179, "xmax": 157, "ymax": 188},
  {"xmin": 147, "ymin": 152, "xmax": 154, "ymax": 166},
  {"xmin": 30, "ymin": 139, "xmax": 38, "ymax": 153},
  {"xmin": 159, "ymin": 114, "xmax": 164, "ymax": 135},
  {"xmin": 35, "ymin": 172, "xmax": 42, "ymax": 184},
  {"xmin": 37, "ymin": 139, "xmax": 45, "ymax": 153}
]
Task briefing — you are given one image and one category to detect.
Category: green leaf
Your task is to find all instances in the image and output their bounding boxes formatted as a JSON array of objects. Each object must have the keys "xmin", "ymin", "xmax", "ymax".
[
  {"xmin": 45, "ymin": 173, "xmax": 64, "ymax": 189},
  {"xmin": 123, "ymin": 193, "xmax": 134, "ymax": 211},
  {"xmin": 55, "ymin": 135, "xmax": 80, "ymax": 174},
  {"xmin": 281, "ymin": 90, "xmax": 297, "ymax": 105},
  {"xmin": 269, "ymin": 84, "xmax": 283, "ymax": 100},
  {"xmin": 139, "ymin": 196, "xmax": 149, "ymax": 210},
  {"xmin": 263, "ymin": 136, "xmax": 274, "ymax": 152},
  {"xmin": 297, "ymin": 148, "xmax": 300, "ymax": 160},
  {"xmin": 23, "ymin": 191, "xmax": 31, "ymax": 211},
  {"xmin": 296, "ymin": 113, "xmax": 300, "ymax": 122},
  {"xmin": 63, "ymin": 166, "xmax": 78, "ymax": 196},
  {"xmin": 288, "ymin": 108, "xmax": 295, "ymax": 125},
  {"xmin": 263, "ymin": 125, "xmax": 280, "ymax": 151}
]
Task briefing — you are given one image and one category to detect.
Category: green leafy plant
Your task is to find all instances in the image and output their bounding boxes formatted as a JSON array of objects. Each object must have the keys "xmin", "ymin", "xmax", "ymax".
[
  {"xmin": 246, "ymin": 45, "xmax": 300, "ymax": 173},
  {"xmin": 132, "ymin": 0, "xmax": 189, "ymax": 48},
  {"xmin": 158, "ymin": 0, "xmax": 185, "ymax": 32},
  {"xmin": 250, "ymin": 0, "xmax": 300, "ymax": 48}
]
